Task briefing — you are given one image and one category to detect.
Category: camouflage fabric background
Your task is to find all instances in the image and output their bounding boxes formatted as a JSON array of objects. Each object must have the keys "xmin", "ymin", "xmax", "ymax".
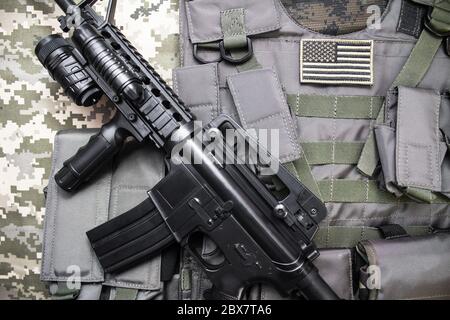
[
  {"xmin": 281, "ymin": 0, "xmax": 389, "ymax": 35},
  {"xmin": 0, "ymin": 0, "xmax": 179, "ymax": 300}
]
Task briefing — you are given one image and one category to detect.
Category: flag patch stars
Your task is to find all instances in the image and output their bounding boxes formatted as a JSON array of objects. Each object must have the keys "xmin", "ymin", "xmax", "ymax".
[{"xmin": 300, "ymin": 39, "xmax": 374, "ymax": 86}]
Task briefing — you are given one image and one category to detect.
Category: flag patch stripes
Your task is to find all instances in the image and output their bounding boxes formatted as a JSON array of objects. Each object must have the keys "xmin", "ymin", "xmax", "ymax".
[{"xmin": 300, "ymin": 39, "xmax": 374, "ymax": 85}]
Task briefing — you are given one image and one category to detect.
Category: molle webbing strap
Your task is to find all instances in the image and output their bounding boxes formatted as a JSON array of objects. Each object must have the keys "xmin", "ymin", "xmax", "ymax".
[
  {"xmin": 392, "ymin": 30, "xmax": 444, "ymax": 88},
  {"xmin": 317, "ymin": 179, "xmax": 450, "ymax": 203},
  {"xmin": 285, "ymin": 158, "xmax": 322, "ymax": 200},
  {"xmin": 356, "ymin": 104, "xmax": 385, "ymax": 177},
  {"xmin": 314, "ymin": 225, "xmax": 431, "ymax": 249},
  {"xmin": 114, "ymin": 287, "xmax": 139, "ymax": 300},
  {"xmin": 288, "ymin": 94, "xmax": 384, "ymax": 120},
  {"xmin": 87, "ymin": 198, "xmax": 176, "ymax": 273},
  {"xmin": 301, "ymin": 142, "xmax": 364, "ymax": 165}
]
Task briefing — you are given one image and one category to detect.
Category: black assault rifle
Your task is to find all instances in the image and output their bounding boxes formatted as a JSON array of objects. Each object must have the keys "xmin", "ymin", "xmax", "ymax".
[{"xmin": 36, "ymin": 0, "xmax": 339, "ymax": 300}]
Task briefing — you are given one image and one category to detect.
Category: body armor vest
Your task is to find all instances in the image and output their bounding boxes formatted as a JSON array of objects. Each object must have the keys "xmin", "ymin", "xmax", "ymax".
[{"xmin": 173, "ymin": 0, "xmax": 450, "ymax": 300}]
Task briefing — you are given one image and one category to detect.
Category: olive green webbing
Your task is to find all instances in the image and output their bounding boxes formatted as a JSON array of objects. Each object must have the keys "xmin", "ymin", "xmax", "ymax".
[
  {"xmin": 301, "ymin": 142, "xmax": 364, "ymax": 165},
  {"xmin": 391, "ymin": 30, "xmax": 444, "ymax": 88},
  {"xmin": 285, "ymin": 158, "xmax": 322, "ymax": 199},
  {"xmin": 356, "ymin": 104, "xmax": 385, "ymax": 176},
  {"xmin": 313, "ymin": 225, "xmax": 431, "ymax": 248},
  {"xmin": 288, "ymin": 94, "xmax": 383, "ymax": 119},
  {"xmin": 318, "ymin": 179, "xmax": 450, "ymax": 204},
  {"xmin": 220, "ymin": 8, "xmax": 262, "ymax": 72},
  {"xmin": 114, "ymin": 287, "xmax": 138, "ymax": 300}
]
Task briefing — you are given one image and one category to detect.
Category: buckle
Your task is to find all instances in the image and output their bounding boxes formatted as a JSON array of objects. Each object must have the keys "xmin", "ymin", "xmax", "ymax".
[
  {"xmin": 193, "ymin": 37, "xmax": 253, "ymax": 64},
  {"xmin": 219, "ymin": 37, "xmax": 253, "ymax": 64},
  {"xmin": 424, "ymin": 7, "xmax": 450, "ymax": 56},
  {"xmin": 424, "ymin": 7, "xmax": 450, "ymax": 37}
]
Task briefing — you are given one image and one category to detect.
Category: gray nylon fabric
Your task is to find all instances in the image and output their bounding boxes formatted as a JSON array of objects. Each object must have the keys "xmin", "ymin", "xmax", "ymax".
[
  {"xmin": 358, "ymin": 232, "xmax": 450, "ymax": 300},
  {"xmin": 41, "ymin": 130, "xmax": 165, "ymax": 296}
]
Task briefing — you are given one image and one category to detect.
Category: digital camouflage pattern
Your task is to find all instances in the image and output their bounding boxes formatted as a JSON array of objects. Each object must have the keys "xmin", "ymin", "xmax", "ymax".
[
  {"xmin": 0, "ymin": 0, "xmax": 179, "ymax": 300},
  {"xmin": 281, "ymin": 0, "xmax": 389, "ymax": 35},
  {"xmin": 0, "ymin": 0, "xmax": 390, "ymax": 300}
]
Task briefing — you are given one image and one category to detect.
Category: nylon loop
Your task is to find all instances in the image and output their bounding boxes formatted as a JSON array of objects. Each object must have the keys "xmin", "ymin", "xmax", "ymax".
[
  {"xmin": 356, "ymin": 104, "xmax": 385, "ymax": 177},
  {"xmin": 221, "ymin": 8, "xmax": 247, "ymax": 50}
]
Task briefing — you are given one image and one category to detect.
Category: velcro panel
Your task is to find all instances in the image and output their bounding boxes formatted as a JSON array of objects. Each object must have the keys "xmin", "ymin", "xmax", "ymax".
[
  {"xmin": 396, "ymin": 86, "xmax": 442, "ymax": 191},
  {"xmin": 41, "ymin": 130, "xmax": 111, "ymax": 283},
  {"xmin": 358, "ymin": 233, "xmax": 450, "ymax": 300},
  {"xmin": 185, "ymin": 0, "xmax": 280, "ymax": 43},
  {"xmin": 173, "ymin": 63, "xmax": 220, "ymax": 124},
  {"xmin": 227, "ymin": 68, "xmax": 301, "ymax": 163}
]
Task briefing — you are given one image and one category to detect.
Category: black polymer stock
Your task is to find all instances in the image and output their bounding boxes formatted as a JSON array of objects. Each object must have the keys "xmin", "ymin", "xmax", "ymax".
[{"xmin": 36, "ymin": 0, "xmax": 339, "ymax": 300}]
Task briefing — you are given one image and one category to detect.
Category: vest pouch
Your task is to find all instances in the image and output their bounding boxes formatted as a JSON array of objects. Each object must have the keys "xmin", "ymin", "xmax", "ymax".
[
  {"xmin": 41, "ymin": 130, "xmax": 165, "ymax": 299},
  {"xmin": 227, "ymin": 68, "xmax": 302, "ymax": 163},
  {"xmin": 375, "ymin": 87, "xmax": 450, "ymax": 201},
  {"xmin": 357, "ymin": 232, "xmax": 450, "ymax": 300},
  {"xmin": 185, "ymin": 0, "xmax": 280, "ymax": 44}
]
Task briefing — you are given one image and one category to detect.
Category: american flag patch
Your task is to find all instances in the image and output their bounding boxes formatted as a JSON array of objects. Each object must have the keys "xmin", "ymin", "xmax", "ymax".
[{"xmin": 300, "ymin": 39, "xmax": 374, "ymax": 85}]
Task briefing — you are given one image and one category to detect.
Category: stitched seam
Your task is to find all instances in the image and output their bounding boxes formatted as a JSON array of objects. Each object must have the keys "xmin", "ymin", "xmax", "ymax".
[
  {"xmin": 328, "ymin": 214, "xmax": 450, "ymax": 222},
  {"xmin": 330, "ymin": 97, "xmax": 338, "ymax": 201},
  {"xmin": 347, "ymin": 250, "xmax": 354, "ymax": 300},
  {"xmin": 46, "ymin": 133, "xmax": 60, "ymax": 278},
  {"xmin": 402, "ymin": 293, "xmax": 450, "ymax": 300},
  {"xmin": 187, "ymin": 103, "xmax": 214, "ymax": 109},
  {"xmin": 246, "ymin": 112, "xmax": 282, "ymax": 127},
  {"xmin": 212, "ymin": 63, "xmax": 220, "ymax": 119}
]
